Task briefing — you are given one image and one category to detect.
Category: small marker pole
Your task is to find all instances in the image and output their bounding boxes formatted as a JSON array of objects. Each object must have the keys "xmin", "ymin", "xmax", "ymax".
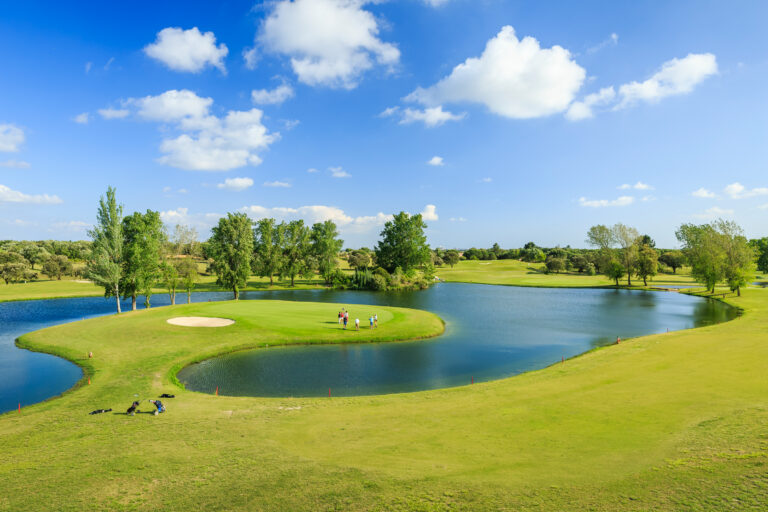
[
  {"xmin": 18, "ymin": 402, "xmax": 21, "ymax": 413},
  {"xmin": 328, "ymin": 388, "xmax": 331, "ymax": 397},
  {"xmin": 616, "ymin": 336, "xmax": 621, "ymax": 344},
  {"xmin": 88, "ymin": 377, "xmax": 91, "ymax": 385},
  {"xmin": 471, "ymin": 376, "xmax": 474, "ymax": 384},
  {"xmin": 215, "ymin": 386, "xmax": 218, "ymax": 396},
  {"xmin": 562, "ymin": 356, "xmax": 564, "ymax": 363}
]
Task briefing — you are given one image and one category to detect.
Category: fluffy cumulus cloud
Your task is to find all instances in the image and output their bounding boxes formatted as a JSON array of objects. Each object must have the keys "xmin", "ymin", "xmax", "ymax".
[
  {"xmin": 420, "ymin": 204, "xmax": 438, "ymax": 221},
  {"xmin": 427, "ymin": 156, "xmax": 444, "ymax": 166},
  {"xmin": 406, "ymin": 26, "xmax": 585, "ymax": 119},
  {"xmin": 258, "ymin": 0, "xmax": 400, "ymax": 89},
  {"xmin": 0, "ymin": 124, "xmax": 25, "ymax": 152},
  {"xmin": 160, "ymin": 207, "xmax": 223, "ymax": 232},
  {"xmin": 217, "ymin": 177, "xmax": 254, "ymax": 191},
  {"xmin": 144, "ymin": 27, "xmax": 228, "ymax": 73},
  {"xmin": 568, "ymin": 53, "xmax": 718, "ymax": 120},
  {"xmin": 692, "ymin": 187, "xmax": 716, "ymax": 198},
  {"xmin": 398, "ymin": 106, "xmax": 465, "ymax": 127},
  {"xmin": 251, "ymin": 84, "xmax": 295, "ymax": 105},
  {"xmin": 578, "ymin": 195, "xmax": 634, "ymax": 208},
  {"xmin": 723, "ymin": 182, "xmax": 768, "ymax": 199},
  {"xmin": 109, "ymin": 90, "xmax": 278, "ymax": 171},
  {"xmin": 0, "ymin": 184, "xmax": 62, "ymax": 204}
]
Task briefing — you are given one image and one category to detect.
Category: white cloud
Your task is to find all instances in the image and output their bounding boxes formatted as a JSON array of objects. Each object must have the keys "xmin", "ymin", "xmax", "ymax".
[
  {"xmin": 0, "ymin": 124, "xmax": 25, "ymax": 152},
  {"xmin": 568, "ymin": 53, "xmax": 718, "ymax": 120},
  {"xmin": 251, "ymin": 84, "xmax": 295, "ymax": 105},
  {"xmin": 0, "ymin": 160, "xmax": 30, "ymax": 169},
  {"xmin": 480, "ymin": 177, "xmax": 492, "ymax": 183},
  {"xmin": 73, "ymin": 112, "xmax": 90, "ymax": 124},
  {"xmin": 420, "ymin": 204, "xmax": 438, "ymax": 221},
  {"xmin": 144, "ymin": 27, "xmax": 228, "ymax": 73},
  {"xmin": 258, "ymin": 0, "xmax": 400, "ymax": 89},
  {"xmin": 427, "ymin": 156, "xmax": 444, "ymax": 166},
  {"xmin": 240, "ymin": 204, "xmax": 393, "ymax": 233},
  {"xmin": 586, "ymin": 33, "xmax": 619, "ymax": 55},
  {"xmin": 131, "ymin": 89, "xmax": 213, "ymax": 121},
  {"xmin": 243, "ymin": 47, "xmax": 259, "ymax": 70},
  {"xmin": 307, "ymin": 167, "xmax": 319, "ymax": 173},
  {"xmin": 217, "ymin": 177, "xmax": 254, "ymax": 191},
  {"xmin": 758, "ymin": 204, "xmax": 768, "ymax": 210},
  {"xmin": 264, "ymin": 180, "xmax": 291, "ymax": 188},
  {"xmin": 399, "ymin": 106, "xmax": 465, "ymax": 127},
  {"xmin": 104, "ymin": 57, "xmax": 115, "ymax": 71},
  {"xmin": 160, "ymin": 207, "xmax": 223, "ymax": 233},
  {"xmin": 449, "ymin": 217, "xmax": 467, "ymax": 222},
  {"xmin": 424, "ymin": 0, "xmax": 451, "ymax": 6},
  {"xmin": 283, "ymin": 119, "xmax": 300, "ymax": 130},
  {"xmin": 565, "ymin": 86, "xmax": 615, "ymax": 121},
  {"xmin": 724, "ymin": 182, "xmax": 768, "ymax": 199},
  {"xmin": 85, "ymin": 62, "xmax": 93, "ymax": 73},
  {"xmin": 329, "ymin": 166, "xmax": 351, "ymax": 178},
  {"xmin": 115, "ymin": 90, "xmax": 278, "ymax": 171},
  {"xmin": 98, "ymin": 108, "xmax": 130, "ymax": 120},
  {"xmin": 578, "ymin": 195, "xmax": 634, "ymax": 208},
  {"xmin": 406, "ymin": 26, "xmax": 585, "ymax": 119},
  {"xmin": 692, "ymin": 187, "xmax": 716, "ymax": 198},
  {"xmin": 0, "ymin": 184, "xmax": 62, "ymax": 204},
  {"xmin": 693, "ymin": 206, "xmax": 734, "ymax": 219},
  {"xmin": 616, "ymin": 53, "xmax": 717, "ymax": 109},
  {"xmin": 618, "ymin": 181, "xmax": 653, "ymax": 191},
  {"xmin": 51, "ymin": 220, "xmax": 90, "ymax": 232}
]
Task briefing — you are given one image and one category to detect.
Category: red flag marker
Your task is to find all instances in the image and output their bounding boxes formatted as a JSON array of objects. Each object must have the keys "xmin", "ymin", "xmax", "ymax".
[
  {"xmin": 328, "ymin": 388, "xmax": 331, "ymax": 397},
  {"xmin": 88, "ymin": 377, "xmax": 91, "ymax": 385},
  {"xmin": 18, "ymin": 403, "xmax": 21, "ymax": 413},
  {"xmin": 215, "ymin": 386, "xmax": 218, "ymax": 396}
]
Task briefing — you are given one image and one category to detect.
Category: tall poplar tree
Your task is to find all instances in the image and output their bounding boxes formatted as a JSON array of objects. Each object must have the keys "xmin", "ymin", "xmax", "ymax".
[
  {"xmin": 253, "ymin": 218, "xmax": 284, "ymax": 286},
  {"xmin": 310, "ymin": 220, "xmax": 343, "ymax": 284},
  {"xmin": 86, "ymin": 187, "xmax": 124, "ymax": 313}
]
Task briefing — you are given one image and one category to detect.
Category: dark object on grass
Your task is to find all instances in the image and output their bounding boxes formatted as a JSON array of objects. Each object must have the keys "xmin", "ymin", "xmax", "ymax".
[
  {"xmin": 159, "ymin": 393, "xmax": 175, "ymax": 398},
  {"xmin": 89, "ymin": 408, "xmax": 112, "ymax": 415},
  {"xmin": 126, "ymin": 401, "xmax": 140, "ymax": 416},
  {"xmin": 149, "ymin": 399, "xmax": 166, "ymax": 415}
]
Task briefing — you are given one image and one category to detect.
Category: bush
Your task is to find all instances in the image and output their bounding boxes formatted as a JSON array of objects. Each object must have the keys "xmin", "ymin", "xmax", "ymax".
[
  {"xmin": 371, "ymin": 274, "xmax": 388, "ymax": 291},
  {"xmin": 584, "ymin": 263, "xmax": 596, "ymax": 276}
]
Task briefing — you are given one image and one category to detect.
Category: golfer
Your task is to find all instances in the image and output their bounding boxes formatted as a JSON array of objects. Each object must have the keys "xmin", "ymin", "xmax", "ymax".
[{"xmin": 355, "ymin": 318, "xmax": 360, "ymax": 331}]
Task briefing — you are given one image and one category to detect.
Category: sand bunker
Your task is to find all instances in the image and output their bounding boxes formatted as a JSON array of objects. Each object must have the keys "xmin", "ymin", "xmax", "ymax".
[{"xmin": 167, "ymin": 317, "xmax": 234, "ymax": 327}]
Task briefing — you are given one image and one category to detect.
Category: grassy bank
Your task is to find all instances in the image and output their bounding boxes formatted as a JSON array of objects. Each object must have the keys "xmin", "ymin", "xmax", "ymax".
[
  {"xmin": 0, "ymin": 286, "xmax": 766, "ymax": 509},
  {"xmin": 437, "ymin": 258, "xmax": 707, "ymax": 288}
]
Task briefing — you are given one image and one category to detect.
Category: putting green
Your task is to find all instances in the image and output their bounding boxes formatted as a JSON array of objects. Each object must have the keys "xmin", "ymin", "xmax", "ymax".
[{"xmin": 1, "ymin": 291, "xmax": 766, "ymax": 511}]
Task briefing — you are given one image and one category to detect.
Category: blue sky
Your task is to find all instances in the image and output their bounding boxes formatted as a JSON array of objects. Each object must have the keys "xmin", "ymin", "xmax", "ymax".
[{"xmin": 1, "ymin": 0, "xmax": 766, "ymax": 248}]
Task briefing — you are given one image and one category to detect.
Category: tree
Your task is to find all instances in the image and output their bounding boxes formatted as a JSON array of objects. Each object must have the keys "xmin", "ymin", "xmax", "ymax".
[
  {"xmin": 444, "ymin": 250, "xmax": 460, "ymax": 268},
  {"xmin": 635, "ymin": 242, "xmax": 658, "ymax": 286},
  {"xmin": 748, "ymin": 238, "xmax": 768, "ymax": 273},
  {"xmin": 171, "ymin": 224, "xmax": 199, "ymax": 256},
  {"xmin": 676, "ymin": 223, "xmax": 725, "ymax": 293},
  {"xmin": 281, "ymin": 220, "xmax": 313, "ymax": 287},
  {"xmin": 208, "ymin": 213, "xmax": 254, "ymax": 300},
  {"xmin": 20, "ymin": 243, "xmax": 49, "ymax": 269},
  {"xmin": 612, "ymin": 224, "xmax": 639, "ymax": 286},
  {"xmin": 176, "ymin": 257, "xmax": 198, "ymax": 304},
  {"xmin": 42, "ymin": 255, "xmax": 73, "ymax": 280},
  {"xmin": 253, "ymin": 218, "xmax": 285, "ymax": 286},
  {"xmin": 716, "ymin": 220, "xmax": 754, "ymax": 296},
  {"xmin": 121, "ymin": 210, "xmax": 166, "ymax": 310},
  {"xmin": 520, "ymin": 246, "xmax": 545, "ymax": 263},
  {"xmin": 658, "ymin": 250, "xmax": 685, "ymax": 273},
  {"xmin": 310, "ymin": 220, "xmax": 343, "ymax": 284},
  {"xmin": 586, "ymin": 224, "xmax": 618, "ymax": 280},
  {"xmin": 0, "ymin": 251, "xmax": 36, "ymax": 284},
  {"xmin": 161, "ymin": 261, "xmax": 181, "ymax": 305},
  {"xmin": 348, "ymin": 249, "xmax": 372, "ymax": 270},
  {"xmin": 606, "ymin": 260, "xmax": 626, "ymax": 286},
  {"xmin": 545, "ymin": 257, "xmax": 565, "ymax": 273},
  {"xmin": 86, "ymin": 187, "xmax": 124, "ymax": 313},
  {"xmin": 375, "ymin": 212, "xmax": 430, "ymax": 273}
]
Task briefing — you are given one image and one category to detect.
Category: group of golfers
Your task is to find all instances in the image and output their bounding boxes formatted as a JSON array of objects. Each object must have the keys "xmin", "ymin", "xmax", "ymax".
[{"xmin": 338, "ymin": 309, "xmax": 378, "ymax": 330}]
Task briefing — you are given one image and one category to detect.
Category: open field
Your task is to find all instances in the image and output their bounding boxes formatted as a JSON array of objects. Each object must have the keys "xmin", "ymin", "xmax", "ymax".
[
  {"xmin": 1, "ymin": 285, "xmax": 766, "ymax": 510},
  {"xmin": 437, "ymin": 259, "xmax": 703, "ymax": 288}
]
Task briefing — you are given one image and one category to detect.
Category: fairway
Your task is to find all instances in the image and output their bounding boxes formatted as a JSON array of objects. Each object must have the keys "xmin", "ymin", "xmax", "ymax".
[{"xmin": 1, "ymin": 290, "xmax": 766, "ymax": 510}]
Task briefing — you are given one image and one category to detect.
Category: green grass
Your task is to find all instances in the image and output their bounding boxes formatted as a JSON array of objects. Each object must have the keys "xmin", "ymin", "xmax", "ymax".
[
  {"xmin": 0, "ymin": 274, "xmax": 333, "ymax": 303},
  {"xmin": 1, "ymin": 285, "xmax": 767, "ymax": 509},
  {"xmin": 438, "ymin": 258, "xmax": 705, "ymax": 288}
]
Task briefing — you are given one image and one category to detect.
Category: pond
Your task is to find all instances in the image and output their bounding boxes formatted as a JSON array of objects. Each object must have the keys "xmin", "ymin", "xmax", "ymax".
[{"xmin": 0, "ymin": 284, "xmax": 736, "ymax": 413}]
